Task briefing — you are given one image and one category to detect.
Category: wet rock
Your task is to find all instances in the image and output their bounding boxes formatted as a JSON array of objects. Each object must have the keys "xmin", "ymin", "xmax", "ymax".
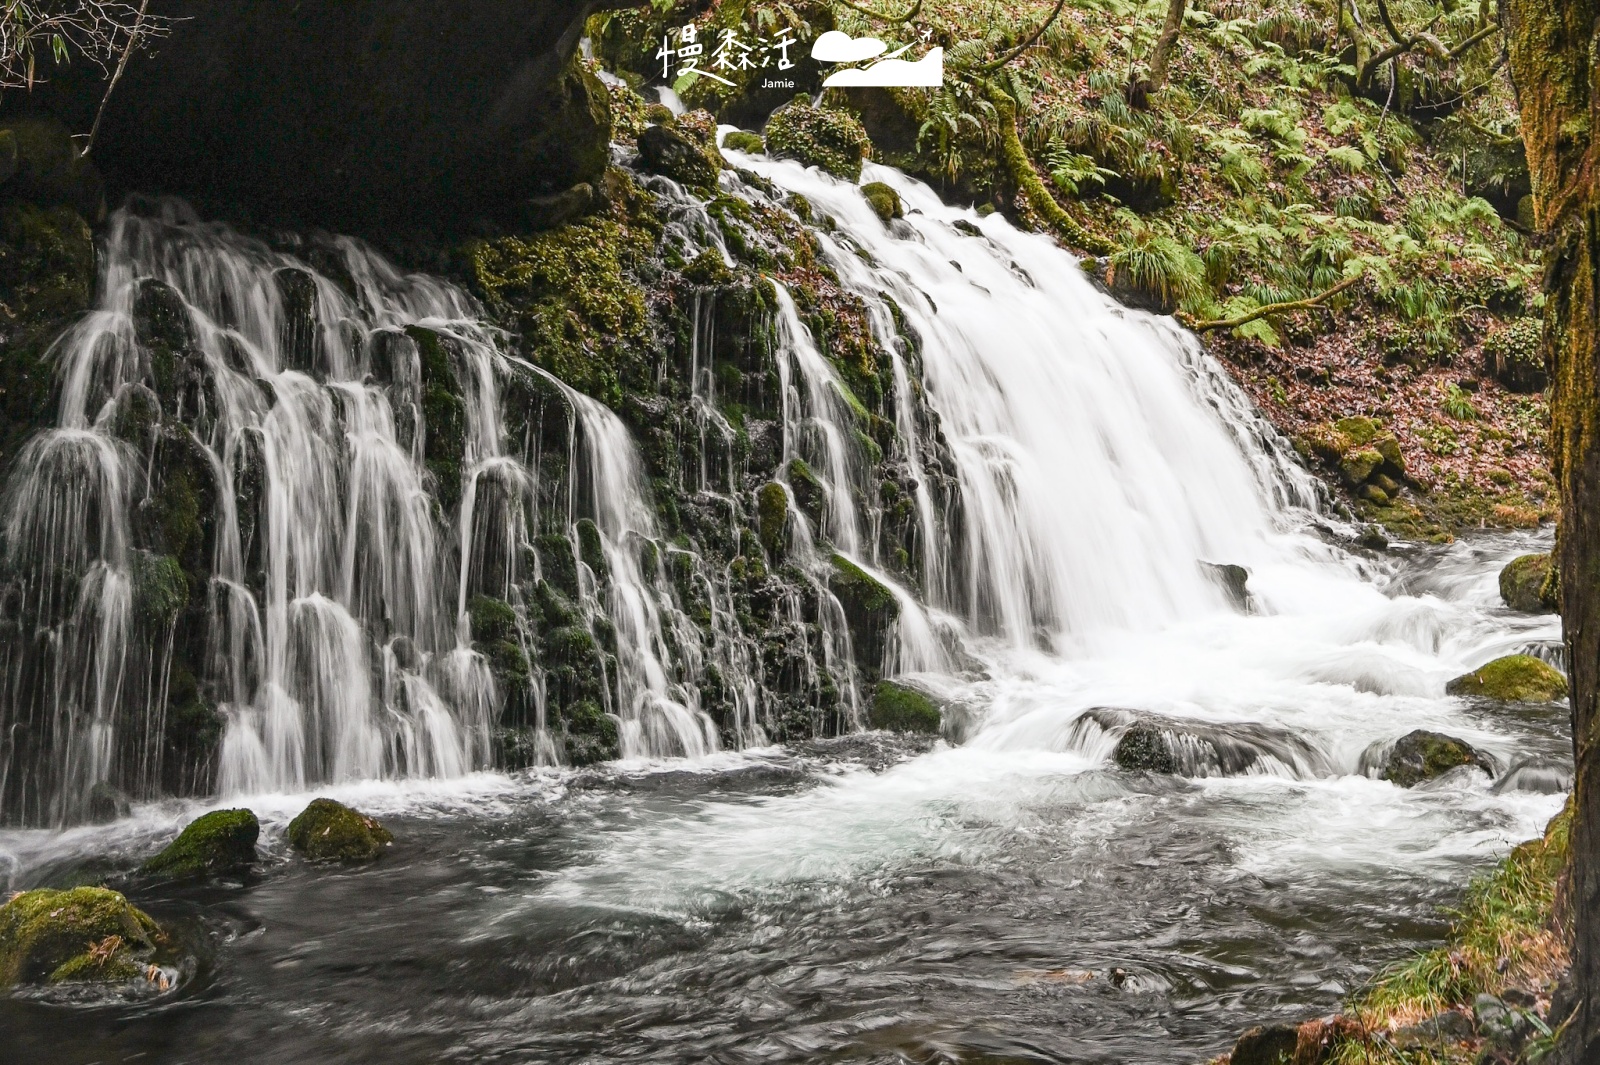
[
  {"xmin": 1475, "ymin": 992, "xmax": 1535, "ymax": 1052},
  {"xmin": 860, "ymin": 181, "xmax": 903, "ymax": 224},
  {"xmin": 829, "ymin": 554, "xmax": 900, "ymax": 672},
  {"xmin": 0, "ymin": 887, "xmax": 163, "ymax": 987},
  {"xmin": 1499, "ymin": 553, "xmax": 1558, "ymax": 613},
  {"xmin": 1381, "ymin": 730, "xmax": 1493, "ymax": 787},
  {"xmin": 1203, "ymin": 562, "xmax": 1251, "ymax": 611},
  {"xmin": 1358, "ymin": 525, "xmax": 1389, "ymax": 551},
  {"xmin": 1492, "ymin": 759, "xmax": 1573, "ymax": 795},
  {"xmin": 273, "ymin": 266, "xmax": 322, "ymax": 373},
  {"xmin": 638, "ymin": 123, "xmax": 721, "ymax": 189},
  {"xmin": 87, "ymin": 783, "xmax": 132, "ymax": 825},
  {"xmin": 756, "ymin": 481, "xmax": 788, "ymax": 556},
  {"xmin": 764, "ymin": 100, "xmax": 871, "ymax": 181},
  {"xmin": 1113, "ymin": 724, "xmax": 1178, "ymax": 773},
  {"xmin": 1341, "ymin": 448, "xmax": 1384, "ymax": 486},
  {"xmin": 287, "ymin": 798, "xmax": 394, "ymax": 862},
  {"xmin": 1391, "ymin": 1008, "xmax": 1474, "ymax": 1049},
  {"xmin": 870, "ymin": 681, "xmax": 941, "ymax": 734},
  {"xmin": 1446, "ymin": 654, "xmax": 1567, "ymax": 702},
  {"xmin": 525, "ymin": 182, "xmax": 599, "ymax": 230},
  {"xmin": 141, "ymin": 808, "xmax": 260, "ymax": 880},
  {"xmin": 1228, "ymin": 1023, "xmax": 1299, "ymax": 1065}
]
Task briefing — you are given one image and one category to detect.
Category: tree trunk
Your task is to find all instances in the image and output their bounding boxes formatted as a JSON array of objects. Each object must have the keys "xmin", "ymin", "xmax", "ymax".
[
  {"xmin": 1146, "ymin": 0, "xmax": 1187, "ymax": 92},
  {"xmin": 1503, "ymin": 3, "xmax": 1600, "ymax": 1059}
]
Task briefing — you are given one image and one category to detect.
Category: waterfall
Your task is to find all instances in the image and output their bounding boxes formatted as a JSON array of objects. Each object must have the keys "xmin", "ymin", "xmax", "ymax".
[{"xmin": 0, "ymin": 141, "xmax": 1467, "ymax": 826}]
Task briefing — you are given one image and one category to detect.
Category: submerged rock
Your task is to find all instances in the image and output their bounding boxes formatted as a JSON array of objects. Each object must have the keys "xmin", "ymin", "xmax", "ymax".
[
  {"xmin": 1499, "ymin": 553, "xmax": 1558, "ymax": 613},
  {"xmin": 0, "ymin": 887, "xmax": 162, "ymax": 987},
  {"xmin": 1202, "ymin": 562, "xmax": 1251, "ymax": 611},
  {"xmin": 860, "ymin": 181, "xmax": 903, "ymax": 224},
  {"xmin": 870, "ymin": 681, "xmax": 941, "ymax": 734},
  {"xmin": 1113, "ymin": 724, "xmax": 1178, "ymax": 773},
  {"xmin": 287, "ymin": 798, "xmax": 393, "ymax": 862},
  {"xmin": 141, "ymin": 808, "xmax": 260, "ymax": 879},
  {"xmin": 1446, "ymin": 654, "xmax": 1567, "ymax": 702},
  {"xmin": 1381, "ymin": 730, "xmax": 1493, "ymax": 787}
]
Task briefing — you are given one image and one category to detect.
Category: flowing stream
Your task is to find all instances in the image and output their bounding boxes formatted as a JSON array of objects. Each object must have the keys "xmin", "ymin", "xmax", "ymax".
[{"xmin": 0, "ymin": 151, "xmax": 1571, "ymax": 1062}]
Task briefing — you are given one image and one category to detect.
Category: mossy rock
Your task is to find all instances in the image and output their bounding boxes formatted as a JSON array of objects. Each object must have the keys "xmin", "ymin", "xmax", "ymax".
[
  {"xmin": 287, "ymin": 799, "xmax": 394, "ymax": 863},
  {"xmin": 870, "ymin": 681, "xmax": 940, "ymax": 734},
  {"xmin": 764, "ymin": 100, "xmax": 872, "ymax": 181},
  {"xmin": 860, "ymin": 181, "xmax": 903, "ymax": 223},
  {"xmin": 722, "ymin": 130, "xmax": 765, "ymax": 154},
  {"xmin": 561, "ymin": 699, "xmax": 620, "ymax": 766},
  {"xmin": 141, "ymin": 808, "xmax": 260, "ymax": 880},
  {"xmin": 637, "ymin": 122, "xmax": 721, "ymax": 189},
  {"xmin": 1446, "ymin": 654, "xmax": 1567, "ymax": 702},
  {"xmin": 0, "ymin": 887, "xmax": 162, "ymax": 987},
  {"xmin": 1340, "ymin": 448, "xmax": 1384, "ymax": 486},
  {"xmin": 829, "ymin": 554, "xmax": 898, "ymax": 617},
  {"xmin": 1114, "ymin": 725, "xmax": 1177, "ymax": 774},
  {"xmin": 1381, "ymin": 730, "xmax": 1493, "ymax": 787},
  {"xmin": 0, "ymin": 115, "xmax": 105, "ymax": 220},
  {"xmin": 756, "ymin": 481, "xmax": 788, "ymax": 556},
  {"xmin": 1499, "ymin": 553, "xmax": 1558, "ymax": 613}
]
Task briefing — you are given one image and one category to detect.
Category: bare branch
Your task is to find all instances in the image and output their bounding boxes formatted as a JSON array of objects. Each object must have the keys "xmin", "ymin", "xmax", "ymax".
[
  {"xmin": 0, "ymin": 1, "xmax": 172, "ymax": 92},
  {"xmin": 976, "ymin": 0, "xmax": 1068, "ymax": 74}
]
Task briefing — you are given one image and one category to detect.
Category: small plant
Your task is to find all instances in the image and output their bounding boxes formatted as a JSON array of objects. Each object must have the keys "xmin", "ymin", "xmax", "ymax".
[
  {"xmin": 1108, "ymin": 224, "xmax": 1207, "ymax": 311},
  {"xmin": 1441, "ymin": 382, "xmax": 1479, "ymax": 421}
]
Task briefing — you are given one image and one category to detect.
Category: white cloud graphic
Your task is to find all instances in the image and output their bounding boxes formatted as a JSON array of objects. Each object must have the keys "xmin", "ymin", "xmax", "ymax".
[
  {"xmin": 811, "ymin": 30, "xmax": 888, "ymax": 63},
  {"xmin": 822, "ymin": 48, "xmax": 944, "ymax": 87}
]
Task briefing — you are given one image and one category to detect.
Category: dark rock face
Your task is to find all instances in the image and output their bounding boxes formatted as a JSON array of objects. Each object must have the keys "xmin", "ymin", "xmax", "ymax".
[{"xmin": 16, "ymin": 0, "xmax": 619, "ymax": 230}]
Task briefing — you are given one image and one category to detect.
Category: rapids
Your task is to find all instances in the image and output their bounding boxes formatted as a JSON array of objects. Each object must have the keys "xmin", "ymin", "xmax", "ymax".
[{"xmin": 0, "ymin": 146, "xmax": 1570, "ymax": 1062}]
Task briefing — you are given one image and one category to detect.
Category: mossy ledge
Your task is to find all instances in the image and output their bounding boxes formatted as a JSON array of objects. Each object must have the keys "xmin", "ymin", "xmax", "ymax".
[
  {"xmin": 287, "ymin": 798, "xmax": 394, "ymax": 863},
  {"xmin": 141, "ymin": 808, "xmax": 260, "ymax": 880}
]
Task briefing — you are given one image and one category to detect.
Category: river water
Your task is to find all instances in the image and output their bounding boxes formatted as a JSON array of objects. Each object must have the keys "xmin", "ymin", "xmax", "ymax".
[{"xmin": 0, "ymin": 148, "xmax": 1571, "ymax": 1062}]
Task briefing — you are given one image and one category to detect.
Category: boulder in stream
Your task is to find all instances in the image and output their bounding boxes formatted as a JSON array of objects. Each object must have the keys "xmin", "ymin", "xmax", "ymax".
[
  {"xmin": 141, "ymin": 808, "xmax": 260, "ymax": 880},
  {"xmin": 0, "ymin": 887, "xmax": 164, "ymax": 987},
  {"xmin": 1113, "ymin": 724, "xmax": 1178, "ymax": 774},
  {"xmin": 1381, "ymin": 730, "xmax": 1493, "ymax": 787},
  {"xmin": 1446, "ymin": 654, "xmax": 1567, "ymax": 702},
  {"xmin": 288, "ymin": 798, "xmax": 394, "ymax": 862},
  {"xmin": 638, "ymin": 122, "xmax": 721, "ymax": 190},
  {"xmin": 860, "ymin": 181, "xmax": 904, "ymax": 224},
  {"xmin": 1498, "ymin": 553, "xmax": 1558, "ymax": 613}
]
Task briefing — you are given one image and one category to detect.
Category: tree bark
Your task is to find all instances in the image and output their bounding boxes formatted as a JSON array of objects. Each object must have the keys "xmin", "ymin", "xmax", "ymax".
[
  {"xmin": 1503, "ymin": 2, "xmax": 1600, "ymax": 1059},
  {"xmin": 1146, "ymin": 0, "xmax": 1187, "ymax": 91}
]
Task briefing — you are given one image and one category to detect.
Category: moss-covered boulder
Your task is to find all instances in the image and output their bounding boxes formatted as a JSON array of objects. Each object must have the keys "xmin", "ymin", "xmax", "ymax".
[
  {"xmin": 1499, "ymin": 553, "xmax": 1558, "ymax": 613},
  {"xmin": 764, "ymin": 100, "xmax": 871, "ymax": 181},
  {"xmin": 870, "ymin": 681, "xmax": 941, "ymax": 734},
  {"xmin": 637, "ymin": 122, "xmax": 721, "ymax": 189},
  {"xmin": 1446, "ymin": 654, "xmax": 1568, "ymax": 702},
  {"xmin": 757, "ymin": 481, "xmax": 788, "ymax": 556},
  {"xmin": 861, "ymin": 181, "xmax": 903, "ymax": 223},
  {"xmin": 1381, "ymin": 730, "xmax": 1493, "ymax": 787},
  {"xmin": 722, "ymin": 130, "xmax": 765, "ymax": 154},
  {"xmin": 0, "ymin": 887, "xmax": 162, "ymax": 987},
  {"xmin": 829, "ymin": 553, "xmax": 900, "ymax": 672},
  {"xmin": 1114, "ymin": 725, "xmax": 1178, "ymax": 773},
  {"xmin": 287, "ymin": 798, "xmax": 393, "ymax": 863},
  {"xmin": 141, "ymin": 808, "xmax": 260, "ymax": 879}
]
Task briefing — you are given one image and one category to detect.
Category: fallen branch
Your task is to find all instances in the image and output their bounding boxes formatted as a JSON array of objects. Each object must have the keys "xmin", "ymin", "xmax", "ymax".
[
  {"xmin": 1184, "ymin": 274, "xmax": 1364, "ymax": 334},
  {"xmin": 976, "ymin": 0, "xmax": 1067, "ymax": 73},
  {"xmin": 989, "ymin": 82, "xmax": 1111, "ymax": 255},
  {"xmin": 831, "ymin": 0, "xmax": 922, "ymax": 24}
]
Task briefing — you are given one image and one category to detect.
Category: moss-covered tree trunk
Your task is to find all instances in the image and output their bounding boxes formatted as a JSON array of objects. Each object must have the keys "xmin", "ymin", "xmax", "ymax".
[{"xmin": 1504, "ymin": 3, "xmax": 1600, "ymax": 1057}]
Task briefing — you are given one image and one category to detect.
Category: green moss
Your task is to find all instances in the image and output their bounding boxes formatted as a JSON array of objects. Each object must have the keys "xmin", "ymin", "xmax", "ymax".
[
  {"xmin": 576, "ymin": 518, "xmax": 609, "ymax": 579},
  {"xmin": 869, "ymin": 681, "xmax": 941, "ymax": 734},
  {"xmin": 471, "ymin": 178, "xmax": 656, "ymax": 406},
  {"xmin": 723, "ymin": 130, "xmax": 765, "ymax": 154},
  {"xmin": 1381, "ymin": 730, "xmax": 1490, "ymax": 787},
  {"xmin": 468, "ymin": 596, "xmax": 518, "ymax": 643},
  {"xmin": 637, "ymin": 121, "xmax": 721, "ymax": 188},
  {"xmin": 1446, "ymin": 654, "xmax": 1567, "ymax": 702},
  {"xmin": 756, "ymin": 481, "xmax": 788, "ymax": 556},
  {"xmin": 829, "ymin": 554, "xmax": 898, "ymax": 616},
  {"xmin": 141, "ymin": 808, "xmax": 260, "ymax": 880},
  {"xmin": 133, "ymin": 553, "xmax": 188, "ymax": 629},
  {"xmin": 764, "ymin": 100, "xmax": 871, "ymax": 181},
  {"xmin": 1334, "ymin": 416, "xmax": 1382, "ymax": 447},
  {"xmin": 287, "ymin": 798, "xmax": 393, "ymax": 862},
  {"xmin": 860, "ymin": 181, "xmax": 903, "ymax": 224},
  {"xmin": 0, "ymin": 887, "xmax": 161, "ymax": 987},
  {"xmin": 1500, "ymin": 553, "xmax": 1558, "ymax": 613},
  {"xmin": 560, "ymin": 699, "xmax": 620, "ymax": 766}
]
